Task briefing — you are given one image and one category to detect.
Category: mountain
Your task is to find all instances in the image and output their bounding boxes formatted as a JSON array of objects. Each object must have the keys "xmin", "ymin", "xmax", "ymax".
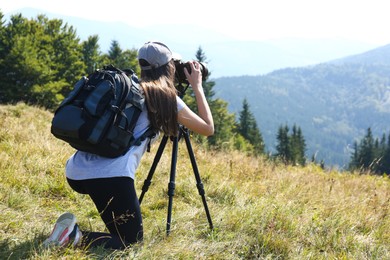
[
  {"xmin": 214, "ymin": 44, "xmax": 390, "ymax": 167},
  {"xmin": 3, "ymin": 8, "xmax": 377, "ymax": 78}
]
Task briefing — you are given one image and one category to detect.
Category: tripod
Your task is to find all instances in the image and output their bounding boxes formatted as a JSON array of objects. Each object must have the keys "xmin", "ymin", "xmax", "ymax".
[{"xmin": 138, "ymin": 125, "xmax": 214, "ymax": 235}]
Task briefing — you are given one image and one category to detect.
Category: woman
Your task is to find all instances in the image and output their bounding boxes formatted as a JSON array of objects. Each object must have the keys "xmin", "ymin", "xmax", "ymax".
[{"xmin": 43, "ymin": 41, "xmax": 214, "ymax": 249}]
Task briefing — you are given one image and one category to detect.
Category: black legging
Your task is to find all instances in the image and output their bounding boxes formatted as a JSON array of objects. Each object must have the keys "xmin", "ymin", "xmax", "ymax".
[{"xmin": 67, "ymin": 177, "xmax": 143, "ymax": 250}]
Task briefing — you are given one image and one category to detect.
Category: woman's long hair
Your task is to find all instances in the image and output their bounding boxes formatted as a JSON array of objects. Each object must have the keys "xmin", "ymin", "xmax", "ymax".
[{"xmin": 139, "ymin": 59, "xmax": 179, "ymax": 136}]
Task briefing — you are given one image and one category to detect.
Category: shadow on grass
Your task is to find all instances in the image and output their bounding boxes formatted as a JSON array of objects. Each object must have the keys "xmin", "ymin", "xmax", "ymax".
[
  {"xmin": 0, "ymin": 235, "xmax": 45, "ymax": 260},
  {"xmin": 0, "ymin": 234, "xmax": 116, "ymax": 259}
]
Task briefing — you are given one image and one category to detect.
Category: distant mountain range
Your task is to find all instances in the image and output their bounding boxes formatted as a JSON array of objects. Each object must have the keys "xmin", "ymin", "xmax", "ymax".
[
  {"xmin": 214, "ymin": 44, "xmax": 390, "ymax": 167},
  {"xmin": 3, "ymin": 8, "xmax": 378, "ymax": 78}
]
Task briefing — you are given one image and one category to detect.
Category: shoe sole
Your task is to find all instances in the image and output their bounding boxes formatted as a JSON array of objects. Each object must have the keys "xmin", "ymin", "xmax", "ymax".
[{"xmin": 43, "ymin": 212, "xmax": 77, "ymax": 247}]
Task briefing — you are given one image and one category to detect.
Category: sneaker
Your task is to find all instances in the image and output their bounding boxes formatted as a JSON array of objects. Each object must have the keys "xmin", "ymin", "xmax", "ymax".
[
  {"xmin": 43, "ymin": 212, "xmax": 82, "ymax": 247},
  {"xmin": 68, "ymin": 223, "xmax": 82, "ymax": 247}
]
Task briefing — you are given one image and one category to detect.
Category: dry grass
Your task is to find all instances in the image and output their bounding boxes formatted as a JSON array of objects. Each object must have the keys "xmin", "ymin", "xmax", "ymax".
[{"xmin": 0, "ymin": 103, "xmax": 389, "ymax": 259}]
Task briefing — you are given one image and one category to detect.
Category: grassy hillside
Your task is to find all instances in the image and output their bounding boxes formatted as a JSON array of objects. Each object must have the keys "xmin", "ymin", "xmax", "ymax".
[{"xmin": 0, "ymin": 103, "xmax": 389, "ymax": 259}]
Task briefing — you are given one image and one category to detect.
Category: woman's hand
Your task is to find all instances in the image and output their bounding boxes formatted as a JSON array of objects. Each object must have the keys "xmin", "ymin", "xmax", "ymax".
[
  {"xmin": 179, "ymin": 61, "xmax": 214, "ymax": 136},
  {"xmin": 184, "ymin": 61, "xmax": 202, "ymax": 89}
]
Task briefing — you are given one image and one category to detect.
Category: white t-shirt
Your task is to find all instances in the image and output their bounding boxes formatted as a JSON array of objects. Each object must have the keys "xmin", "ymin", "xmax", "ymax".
[{"xmin": 66, "ymin": 96, "xmax": 186, "ymax": 180}]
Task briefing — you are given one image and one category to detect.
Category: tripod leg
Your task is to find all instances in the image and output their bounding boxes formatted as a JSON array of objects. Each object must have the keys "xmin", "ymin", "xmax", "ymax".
[
  {"xmin": 166, "ymin": 134, "xmax": 180, "ymax": 235},
  {"xmin": 139, "ymin": 135, "xmax": 169, "ymax": 204},
  {"xmin": 182, "ymin": 128, "xmax": 214, "ymax": 230}
]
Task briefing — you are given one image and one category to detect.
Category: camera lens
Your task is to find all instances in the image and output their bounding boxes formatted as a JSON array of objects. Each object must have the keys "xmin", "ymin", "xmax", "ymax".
[{"xmin": 174, "ymin": 60, "xmax": 208, "ymax": 85}]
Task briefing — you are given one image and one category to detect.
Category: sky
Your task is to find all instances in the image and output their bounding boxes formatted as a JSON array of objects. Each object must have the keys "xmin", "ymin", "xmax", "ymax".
[{"xmin": 2, "ymin": 0, "xmax": 390, "ymax": 47}]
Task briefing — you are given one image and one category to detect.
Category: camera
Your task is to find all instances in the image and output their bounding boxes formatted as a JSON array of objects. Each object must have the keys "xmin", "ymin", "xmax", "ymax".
[{"xmin": 174, "ymin": 60, "xmax": 209, "ymax": 86}]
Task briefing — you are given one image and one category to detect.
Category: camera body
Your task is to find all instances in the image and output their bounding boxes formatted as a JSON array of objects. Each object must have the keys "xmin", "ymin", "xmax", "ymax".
[{"xmin": 174, "ymin": 60, "xmax": 208, "ymax": 85}]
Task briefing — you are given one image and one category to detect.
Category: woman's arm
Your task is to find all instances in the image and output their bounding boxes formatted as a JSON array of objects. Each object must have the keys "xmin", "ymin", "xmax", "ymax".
[{"xmin": 177, "ymin": 61, "xmax": 214, "ymax": 136}]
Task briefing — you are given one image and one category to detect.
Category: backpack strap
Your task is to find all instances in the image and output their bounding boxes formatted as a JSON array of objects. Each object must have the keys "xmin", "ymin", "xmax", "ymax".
[{"xmin": 129, "ymin": 128, "xmax": 158, "ymax": 152}]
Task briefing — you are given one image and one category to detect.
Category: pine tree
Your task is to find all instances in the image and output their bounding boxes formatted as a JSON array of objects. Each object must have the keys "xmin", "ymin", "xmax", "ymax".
[
  {"xmin": 348, "ymin": 128, "xmax": 390, "ymax": 174},
  {"xmin": 349, "ymin": 141, "xmax": 359, "ymax": 171},
  {"xmin": 195, "ymin": 47, "xmax": 214, "ymax": 103},
  {"xmin": 82, "ymin": 35, "xmax": 101, "ymax": 74},
  {"xmin": 275, "ymin": 124, "xmax": 306, "ymax": 165},
  {"xmin": 276, "ymin": 125, "xmax": 290, "ymax": 164},
  {"xmin": 238, "ymin": 99, "xmax": 251, "ymax": 140},
  {"xmin": 237, "ymin": 98, "xmax": 265, "ymax": 155},
  {"xmin": 295, "ymin": 126, "xmax": 306, "ymax": 165},
  {"xmin": 107, "ymin": 40, "xmax": 122, "ymax": 62},
  {"xmin": 376, "ymin": 133, "xmax": 387, "ymax": 172},
  {"xmin": 359, "ymin": 128, "xmax": 375, "ymax": 170},
  {"xmin": 288, "ymin": 125, "xmax": 306, "ymax": 165},
  {"xmin": 183, "ymin": 47, "xmax": 237, "ymax": 149}
]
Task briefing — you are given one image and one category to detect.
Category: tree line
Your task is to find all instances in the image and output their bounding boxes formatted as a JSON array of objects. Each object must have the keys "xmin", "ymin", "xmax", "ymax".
[{"xmin": 349, "ymin": 128, "xmax": 390, "ymax": 174}]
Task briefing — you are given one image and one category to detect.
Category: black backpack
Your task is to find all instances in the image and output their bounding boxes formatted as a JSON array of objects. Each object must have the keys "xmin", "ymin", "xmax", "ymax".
[{"xmin": 51, "ymin": 65, "xmax": 155, "ymax": 158}]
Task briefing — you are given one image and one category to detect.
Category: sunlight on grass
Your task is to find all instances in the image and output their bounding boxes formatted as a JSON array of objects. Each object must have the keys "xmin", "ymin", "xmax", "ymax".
[{"xmin": 1, "ymin": 103, "xmax": 389, "ymax": 259}]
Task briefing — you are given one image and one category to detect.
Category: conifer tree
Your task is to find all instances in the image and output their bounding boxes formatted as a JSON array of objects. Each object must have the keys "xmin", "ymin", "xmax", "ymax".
[
  {"xmin": 377, "ymin": 133, "xmax": 387, "ymax": 170},
  {"xmin": 290, "ymin": 125, "xmax": 306, "ymax": 165},
  {"xmin": 82, "ymin": 35, "xmax": 101, "ymax": 74},
  {"xmin": 349, "ymin": 128, "xmax": 390, "ymax": 174},
  {"xmin": 349, "ymin": 141, "xmax": 359, "ymax": 170},
  {"xmin": 237, "ymin": 98, "xmax": 265, "ymax": 155},
  {"xmin": 195, "ymin": 47, "xmax": 214, "ymax": 103},
  {"xmin": 359, "ymin": 128, "xmax": 375, "ymax": 170},
  {"xmin": 104, "ymin": 40, "xmax": 139, "ymax": 73},
  {"xmin": 183, "ymin": 47, "xmax": 236, "ymax": 149},
  {"xmin": 108, "ymin": 40, "xmax": 122, "ymax": 62},
  {"xmin": 276, "ymin": 125, "xmax": 290, "ymax": 163},
  {"xmin": 275, "ymin": 124, "xmax": 306, "ymax": 165},
  {"xmin": 238, "ymin": 99, "xmax": 251, "ymax": 139}
]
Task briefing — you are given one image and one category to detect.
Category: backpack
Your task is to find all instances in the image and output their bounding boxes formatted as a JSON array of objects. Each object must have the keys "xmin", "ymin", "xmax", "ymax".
[{"xmin": 51, "ymin": 65, "xmax": 155, "ymax": 158}]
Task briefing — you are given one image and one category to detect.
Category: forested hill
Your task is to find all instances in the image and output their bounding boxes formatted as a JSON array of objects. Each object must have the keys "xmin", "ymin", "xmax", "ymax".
[{"xmin": 213, "ymin": 44, "xmax": 390, "ymax": 167}]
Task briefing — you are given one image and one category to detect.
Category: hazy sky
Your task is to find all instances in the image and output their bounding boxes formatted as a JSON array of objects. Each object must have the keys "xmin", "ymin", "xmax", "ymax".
[{"xmin": 2, "ymin": 0, "xmax": 390, "ymax": 46}]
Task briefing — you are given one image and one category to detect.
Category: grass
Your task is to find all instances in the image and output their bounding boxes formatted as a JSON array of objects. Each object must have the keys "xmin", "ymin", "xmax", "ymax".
[{"xmin": 0, "ymin": 103, "xmax": 389, "ymax": 259}]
